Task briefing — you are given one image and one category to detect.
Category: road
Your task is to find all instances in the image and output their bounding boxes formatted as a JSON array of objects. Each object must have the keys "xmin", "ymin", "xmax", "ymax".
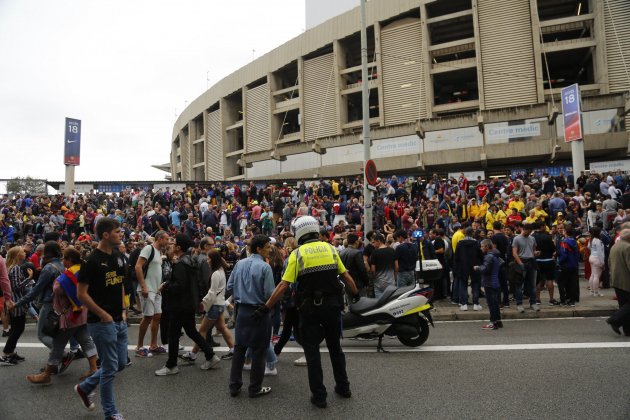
[{"xmin": 1, "ymin": 317, "xmax": 629, "ymax": 420}]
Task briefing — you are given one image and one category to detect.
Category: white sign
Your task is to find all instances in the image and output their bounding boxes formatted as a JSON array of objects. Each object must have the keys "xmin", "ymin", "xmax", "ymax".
[
  {"xmin": 589, "ymin": 160, "xmax": 630, "ymax": 173},
  {"xmin": 486, "ymin": 122, "xmax": 541, "ymax": 144},
  {"xmin": 448, "ymin": 171, "xmax": 486, "ymax": 181},
  {"xmin": 154, "ymin": 183, "xmax": 186, "ymax": 192},
  {"xmin": 59, "ymin": 183, "xmax": 93, "ymax": 195},
  {"xmin": 424, "ymin": 127, "xmax": 482, "ymax": 152},
  {"xmin": 372, "ymin": 135, "xmax": 423, "ymax": 158}
]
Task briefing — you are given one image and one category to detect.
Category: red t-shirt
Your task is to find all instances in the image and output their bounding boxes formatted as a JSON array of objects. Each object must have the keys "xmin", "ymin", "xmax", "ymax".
[{"xmin": 476, "ymin": 184, "xmax": 489, "ymax": 198}]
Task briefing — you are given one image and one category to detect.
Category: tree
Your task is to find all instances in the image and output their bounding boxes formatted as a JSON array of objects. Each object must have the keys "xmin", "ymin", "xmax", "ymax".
[{"xmin": 6, "ymin": 176, "xmax": 48, "ymax": 195}]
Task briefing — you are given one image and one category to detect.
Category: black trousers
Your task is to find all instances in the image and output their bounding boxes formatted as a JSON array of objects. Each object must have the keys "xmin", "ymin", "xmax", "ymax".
[
  {"xmin": 166, "ymin": 309, "xmax": 214, "ymax": 369},
  {"xmin": 160, "ymin": 307, "xmax": 170, "ymax": 346},
  {"xmin": 558, "ymin": 268, "xmax": 579, "ymax": 304},
  {"xmin": 274, "ymin": 306, "xmax": 300, "ymax": 355},
  {"xmin": 609, "ymin": 288, "xmax": 630, "ymax": 335},
  {"xmin": 300, "ymin": 305, "xmax": 350, "ymax": 401},
  {"xmin": 2, "ymin": 314, "xmax": 25, "ymax": 354}
]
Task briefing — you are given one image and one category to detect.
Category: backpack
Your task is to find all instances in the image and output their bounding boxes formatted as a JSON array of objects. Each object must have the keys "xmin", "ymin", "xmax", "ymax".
[
  {"xmin": 187, "ymin": 256, "xmax": 206, "ymax": 306},
  {"xmin": 142, "ymin": 246, "xmax": 156, "ymax": 278}
]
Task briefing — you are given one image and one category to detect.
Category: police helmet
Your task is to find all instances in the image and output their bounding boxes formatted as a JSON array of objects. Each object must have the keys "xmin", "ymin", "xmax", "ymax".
[{"xmin": 291, "ymin": 216, "xmax": 320, "ymax": 245}]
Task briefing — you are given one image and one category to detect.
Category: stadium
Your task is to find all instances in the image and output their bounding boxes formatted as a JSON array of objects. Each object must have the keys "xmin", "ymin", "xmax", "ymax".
[{"xmin": 169, "ymin": 0, "xmax": 630, "ymax": 182}]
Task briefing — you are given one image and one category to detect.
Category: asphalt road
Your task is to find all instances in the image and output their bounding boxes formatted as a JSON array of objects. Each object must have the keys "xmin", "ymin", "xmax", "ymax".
[{"xmin": 1, "ymin": 318, "xmax": 629, "ymax": 420}]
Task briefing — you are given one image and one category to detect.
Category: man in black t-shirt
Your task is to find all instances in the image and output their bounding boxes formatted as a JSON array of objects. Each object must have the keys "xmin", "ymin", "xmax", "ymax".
[
  {"xmin": 533, "ymin": 222, "xmax": 558, "ymax": 305},
  {"xmin": 74, "ymin": 218, "xmax": 128, "ymax": 418},
  {"xmin": 362, "ymin": 231, "xmax": 376, "ymax": 297}
]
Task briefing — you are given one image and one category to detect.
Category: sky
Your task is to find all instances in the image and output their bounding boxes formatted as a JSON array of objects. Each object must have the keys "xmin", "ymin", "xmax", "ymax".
[{"xmin": 0, "ymin": 0, "xmax": 305, "ymax": 185}]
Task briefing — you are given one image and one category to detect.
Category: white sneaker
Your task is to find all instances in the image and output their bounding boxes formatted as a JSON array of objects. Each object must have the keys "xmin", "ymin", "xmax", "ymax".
[
  {"xmin": 473, "ymin": 304, "xmax": 482, "ymax": 311},
  {"xmin": 243, "ymin": 362, "xmax": 252, "ymax": 371},
  {"xmin": 517, "ymin": 305, "xmax": 525, "ymax": 313},
  {"xmin": 155, "ymin": 365, "xmax": 179, "ymax": 376},
  {"xmin": 178, "ymin": 352, "xmax": 197, "ymax": 363},
  {"xmin": 264, "ymin": 367, "xmax": 278, "ymax": 376},
  {"xmin": 530, "ymin": 303, "xmax": 540, "ymax": 312},
  {"xmin": 294, "ymin": 356, "xmax": 307, "ymax": 366},
  {"xmin": 597, "ymin": 292, "xmax": 604, "ymax": 297},
  {"xmin": 200, "ymin": 355, "xmax": 221, "ymax": 370},
  {"xmin": 460, "ymin": 304, "xmax": 468, "ymax": 311}
]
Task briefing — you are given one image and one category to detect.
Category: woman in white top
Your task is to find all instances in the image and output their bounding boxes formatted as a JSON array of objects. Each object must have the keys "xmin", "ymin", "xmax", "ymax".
[
  {"xmin": 588, "ymin": 226, "xmax": 606, "ymax": 296},
  {"xmin": 180, "ymin": 249, "xmax": 234, "ymax": 362},
  {"xmin": 586, "ymin": 202, "xmax": 602, "ymax": 231}
]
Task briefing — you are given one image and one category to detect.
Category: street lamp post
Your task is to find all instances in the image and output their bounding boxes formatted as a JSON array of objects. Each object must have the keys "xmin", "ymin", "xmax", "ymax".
[{"xmin": 360, "ymin": 0, "xmax": 373, "ymax": 234}]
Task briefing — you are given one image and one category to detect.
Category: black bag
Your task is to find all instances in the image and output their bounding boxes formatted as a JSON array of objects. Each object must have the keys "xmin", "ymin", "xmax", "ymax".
[{"xmin": 42, "ymin": 310, "xmax": 60, "ymax": 336}]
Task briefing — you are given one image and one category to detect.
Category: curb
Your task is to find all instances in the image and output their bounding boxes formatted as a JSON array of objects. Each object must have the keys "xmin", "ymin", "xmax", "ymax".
[{"xmin": 430, "ymin": 308, "xmax": 615, "ymax": 322}]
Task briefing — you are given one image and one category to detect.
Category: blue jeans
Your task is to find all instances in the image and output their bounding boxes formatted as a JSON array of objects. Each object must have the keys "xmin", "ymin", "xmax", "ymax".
[
  {"xmin": 37, "ymin": 303, "xmax": 55, "ymax": 349},
  {"xmin": 80, "ymin": 321, "xmax": 128, "ymax": 418},
  {"xmin": 458, "ymin": 272, "xmax": 481, "ymax": 305},
  {"xmin": 397, "ymin": 271, "xmax": 415, "ymax": 288},
  {"xmin": 514, "ymin": 260, "xmax": 537, "ymax": 306},
  {"xmin": 245, "ymin": 342, "xmax": 277, "ymax": 369}
]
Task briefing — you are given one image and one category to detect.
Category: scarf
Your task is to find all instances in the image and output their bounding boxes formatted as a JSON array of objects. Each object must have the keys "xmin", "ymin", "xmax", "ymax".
[{"xmin": 57, "ymin": 264, "xmax": 83, "ymax": 321}]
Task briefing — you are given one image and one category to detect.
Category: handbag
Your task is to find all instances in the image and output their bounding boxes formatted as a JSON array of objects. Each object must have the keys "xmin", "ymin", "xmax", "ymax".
[{"xmin": 42, "ymin": 309, "xmax": 61, "ymax": 336}]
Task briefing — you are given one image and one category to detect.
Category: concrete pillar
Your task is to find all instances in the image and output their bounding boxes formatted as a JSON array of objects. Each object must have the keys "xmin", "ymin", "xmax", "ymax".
[{"xmin": 64, "ymin": 165, "xmax": 75, "ymax": 196}]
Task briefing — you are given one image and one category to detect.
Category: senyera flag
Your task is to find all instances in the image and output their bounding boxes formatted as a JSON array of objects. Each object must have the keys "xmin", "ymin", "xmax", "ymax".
[
  {"xmin": 64, "ymin": 117, "xmax": 81, "ymax": 166},
  {"xmin": 561, "ymin": 84, "xmax": 583, "ymax": 143}
]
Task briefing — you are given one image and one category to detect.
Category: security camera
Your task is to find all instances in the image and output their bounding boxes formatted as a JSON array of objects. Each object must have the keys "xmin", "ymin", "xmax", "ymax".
[{"xmin": 554, "ymin": 144, "xmax": 561, "ymax": 151}]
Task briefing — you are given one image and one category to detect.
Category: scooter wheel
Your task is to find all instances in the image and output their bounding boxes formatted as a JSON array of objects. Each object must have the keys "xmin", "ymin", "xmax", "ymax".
[{"xmin": 397, "ymin": 315, "xmax": 429, "ymax": 347}]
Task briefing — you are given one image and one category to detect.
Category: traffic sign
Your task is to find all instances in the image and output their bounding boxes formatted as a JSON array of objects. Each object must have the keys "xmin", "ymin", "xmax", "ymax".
[{"xmin": 365, "ymin": 159, "xmax": 378, "ymax": 186}]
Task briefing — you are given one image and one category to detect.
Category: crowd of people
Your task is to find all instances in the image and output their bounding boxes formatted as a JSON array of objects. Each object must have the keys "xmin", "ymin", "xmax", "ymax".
[{"xmin": 1, "ymin": 169, "xmax": 630, "ymax": 418}]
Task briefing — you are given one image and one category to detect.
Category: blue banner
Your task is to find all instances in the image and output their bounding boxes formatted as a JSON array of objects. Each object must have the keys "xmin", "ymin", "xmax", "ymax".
[
  {"xmin": 64, "ymin": 117, "xmax": 81, "ymax": 166},
  {"xmin": 561, "ymin": 84, "xmax": 583, "ymax": 142}
]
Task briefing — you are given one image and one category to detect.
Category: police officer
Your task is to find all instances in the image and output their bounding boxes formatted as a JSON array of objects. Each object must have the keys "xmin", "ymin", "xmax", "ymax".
[{"xmin": 263, "ymin": 216, "xmax": 358, "ymax": 408}]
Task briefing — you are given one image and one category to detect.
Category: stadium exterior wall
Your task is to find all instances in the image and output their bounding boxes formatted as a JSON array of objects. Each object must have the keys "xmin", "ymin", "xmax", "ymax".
[{"xmin": 171, "ymin": 0, "xmax": 630, "ymax": 182}]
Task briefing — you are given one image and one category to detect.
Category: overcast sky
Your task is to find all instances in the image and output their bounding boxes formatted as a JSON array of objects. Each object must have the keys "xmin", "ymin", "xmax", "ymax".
[{"xmin": 0, "ymin": 0, "xmax": 305, "ymax": 185}]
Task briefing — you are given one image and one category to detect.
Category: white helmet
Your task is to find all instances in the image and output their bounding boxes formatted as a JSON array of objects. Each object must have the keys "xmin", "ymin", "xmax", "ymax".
[{"xmin": 291, "ymin": 216, "xmax": 320, "ymax": 245}]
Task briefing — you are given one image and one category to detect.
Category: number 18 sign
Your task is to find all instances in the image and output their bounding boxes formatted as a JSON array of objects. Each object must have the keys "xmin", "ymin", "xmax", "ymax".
[
  {"xmin": 64, "ymin": 117, "xmax": 81, "ymax": 166},
  {"xmin": 561, "ymin": 84, "xmax": 583, "ymax": 143}
]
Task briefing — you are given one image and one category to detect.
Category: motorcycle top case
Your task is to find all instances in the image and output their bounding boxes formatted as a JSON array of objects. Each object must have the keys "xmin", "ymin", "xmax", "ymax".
[{"xmin": 415, "ymin": 259, "xmax": 443, "ymax": 283}]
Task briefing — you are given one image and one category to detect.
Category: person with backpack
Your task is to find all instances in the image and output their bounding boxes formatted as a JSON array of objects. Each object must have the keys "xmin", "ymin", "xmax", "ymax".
[
  {"xmin": 154, "ymin": 234, "xmax": 220, "ymax": 376},
  {"xmin": 14, "ymin": 241, "xmax": 65, "ymax": 352},
  {"xmin": 475, "ymin": 239, "xmax": 503, "ymax": 330},
  {"xmin": 134, "ymin": 231, "xmax": 169, "ymax": 357}
]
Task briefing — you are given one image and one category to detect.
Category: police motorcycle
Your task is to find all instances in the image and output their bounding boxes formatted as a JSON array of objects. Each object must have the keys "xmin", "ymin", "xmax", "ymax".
[{"xmin": 342, "ymin": 230, "xmax": 441, "ymax": 352}]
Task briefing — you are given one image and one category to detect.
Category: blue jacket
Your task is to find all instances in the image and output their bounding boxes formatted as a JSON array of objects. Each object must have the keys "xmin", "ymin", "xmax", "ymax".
[
  {"xmin": 477, "ymin": 249, "xmax": 501, "ymax": 288},
  {"xmin": 557, "ymin": 237, "xmax": 579, "ymax": 270}
]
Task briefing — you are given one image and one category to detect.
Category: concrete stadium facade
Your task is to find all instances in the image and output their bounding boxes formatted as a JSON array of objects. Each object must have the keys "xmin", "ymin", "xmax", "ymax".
[{"xmin": 170, "ymin": 0, "xmax": 630, "ymax": 182}]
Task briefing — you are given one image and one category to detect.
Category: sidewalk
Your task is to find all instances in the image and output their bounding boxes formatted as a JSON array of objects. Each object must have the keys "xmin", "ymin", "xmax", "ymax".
[{"xmin": 430, "ymin": 281, "xmax": 618, "ymax": 321}]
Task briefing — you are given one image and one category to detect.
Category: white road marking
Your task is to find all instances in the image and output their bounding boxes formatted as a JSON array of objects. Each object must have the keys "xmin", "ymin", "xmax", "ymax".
[{"xmin": 4, "ymin": 341, "xmax": 630, "ymax": 353}]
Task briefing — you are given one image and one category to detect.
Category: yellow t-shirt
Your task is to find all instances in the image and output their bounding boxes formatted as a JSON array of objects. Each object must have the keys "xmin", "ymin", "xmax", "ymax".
[
  {"xmin": 477, "ymin": 202, "xmax": 489, "ymax": 219},
  {"xmin": 495, "ymin": 209, "xmax": 507, "ymax": 225},
  {"xmin": 534, "ymin": 209, "xmax": 548, "ymax": 220},
  {"xmin": 452, "ymin": 229, "xmax": 465, "ymax": 252},
  {"xmin": 282, "ymin": 241, "xmax": 346, "ymax": 284},
  {"xmin": 468, "ymin": 203, "xmax": 479, "ymax": 219},
  {"xmin": 509, "ymin": 200, "xmax": 524, "ymax": 212},
  {"xmin": 485, "ymin": 212, "xmax": 495, "ymax": 231}
]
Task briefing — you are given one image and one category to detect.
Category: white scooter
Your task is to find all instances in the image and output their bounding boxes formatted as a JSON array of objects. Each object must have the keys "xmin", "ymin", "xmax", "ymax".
[{"xmin": 343, "ymin": 260, "xmax": 441, "ymax": 352}]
